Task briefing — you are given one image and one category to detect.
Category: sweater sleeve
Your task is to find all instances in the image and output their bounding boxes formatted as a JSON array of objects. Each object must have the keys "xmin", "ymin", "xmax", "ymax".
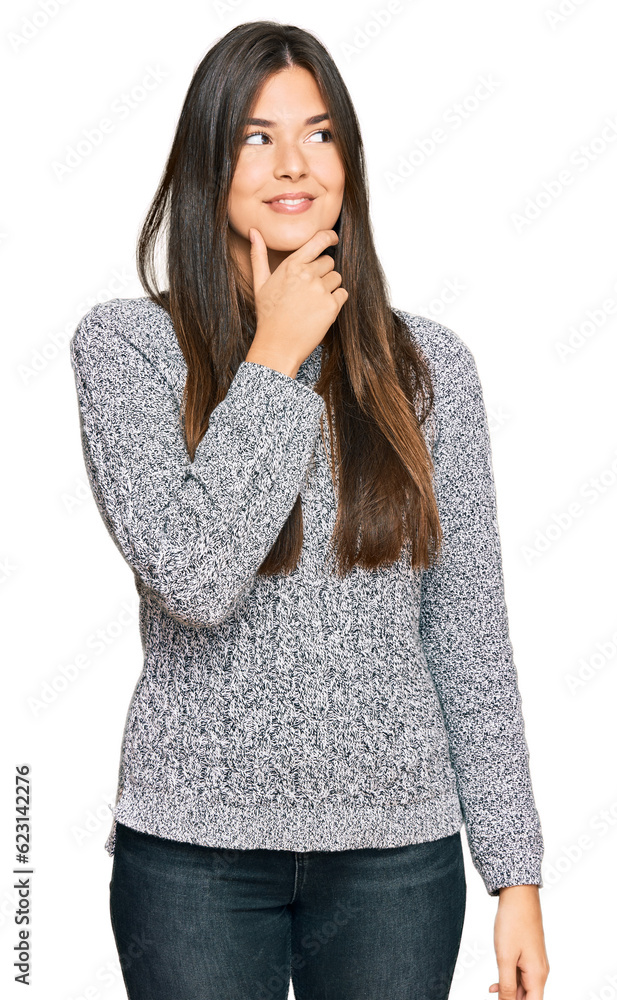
[
  {"xmin": 69, "ymin": 305, "xmax": 326, "ymax": 629},
  {"xmin": 418, "ymin": 339, "xmax": 544, "ymax": 897}
]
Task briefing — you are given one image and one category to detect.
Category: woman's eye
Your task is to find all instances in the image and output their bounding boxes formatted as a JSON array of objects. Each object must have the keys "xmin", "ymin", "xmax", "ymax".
[
  {"xmin": 243, "ymin": 129, "xmax": 333, "ymax": 145},
  {"xmin": 244, "ymin": 132, "xmax": 269, "ymax": 145},
  {"xmin": 310, "ymin": 129, "xmax": 333, "ymax": 143}
]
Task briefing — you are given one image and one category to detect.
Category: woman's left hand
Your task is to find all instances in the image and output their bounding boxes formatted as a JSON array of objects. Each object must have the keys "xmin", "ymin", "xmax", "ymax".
[{"xmin": 488, "ymin": 884, "xmax": 550, "ymax": 999}]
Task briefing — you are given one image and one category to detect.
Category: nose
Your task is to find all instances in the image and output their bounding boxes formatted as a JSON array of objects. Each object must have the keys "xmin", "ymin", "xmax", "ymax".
[{"xmin": 272, "ymin": 140, "xmax": 310, "ymax": 182}]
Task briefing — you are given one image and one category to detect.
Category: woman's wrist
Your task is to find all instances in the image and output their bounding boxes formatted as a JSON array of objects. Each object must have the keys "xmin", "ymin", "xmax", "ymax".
[
  {"xmin": 244, "ymin": 346, "xmax": 300, "ymax": 379},
  {"xmin": 497, "ymin": 884, "xmax": 540, "ymax": 899}
]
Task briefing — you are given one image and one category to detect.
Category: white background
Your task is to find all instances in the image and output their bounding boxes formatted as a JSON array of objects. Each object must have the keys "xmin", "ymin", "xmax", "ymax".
[{"xmin": 2, "ymin": 0, "xmax": 616, "ymax": 996}]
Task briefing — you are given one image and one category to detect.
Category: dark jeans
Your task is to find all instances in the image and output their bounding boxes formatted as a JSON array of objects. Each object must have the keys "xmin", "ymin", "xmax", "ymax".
[{"xmin": 109, "ymin": 820, "xmax": 466, "ymax": 1000}]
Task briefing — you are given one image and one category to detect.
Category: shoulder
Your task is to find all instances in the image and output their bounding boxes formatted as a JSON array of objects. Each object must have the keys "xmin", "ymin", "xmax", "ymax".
[
  {"xmin": 70, "ymin": 296, "xmax": 182, "ymax": 388},
  {"xmin": 392, "ymin": 309, "xmax": 487, "ymax": 450},
  {"xmin": 392, "ymin": 308, "xmax": 483, "ymax": 403},
  {"xmin": 393, "ymin": 308, "xmax": 477, "ymax": 371},
  {"xmin": 71, "ymin": 296, "xmax": 173, "ymax": 351}
]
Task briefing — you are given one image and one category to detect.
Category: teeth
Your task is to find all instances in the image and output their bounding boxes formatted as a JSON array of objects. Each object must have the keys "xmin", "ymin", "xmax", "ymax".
[{"xmin": 275, "ymin": 198, "xmax": 308, "ymax": 205}]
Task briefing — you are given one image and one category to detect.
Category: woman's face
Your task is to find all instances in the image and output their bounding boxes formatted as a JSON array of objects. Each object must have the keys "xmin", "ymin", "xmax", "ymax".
[{"xmin": 228, "ymin": 65, "xmax": 345, "ymax": 286}]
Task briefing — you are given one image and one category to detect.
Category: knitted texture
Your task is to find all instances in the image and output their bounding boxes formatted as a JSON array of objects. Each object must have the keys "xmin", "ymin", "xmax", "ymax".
[{"xmin": 69, "ymin": 296, "xmax": 544, "ymax": 897}]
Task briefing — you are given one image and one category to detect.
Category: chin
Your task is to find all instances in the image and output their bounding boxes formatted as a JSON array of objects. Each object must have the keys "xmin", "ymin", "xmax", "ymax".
[{"xmin": 264, "ymin": 225, "xmax": 321, "ymax": 249}]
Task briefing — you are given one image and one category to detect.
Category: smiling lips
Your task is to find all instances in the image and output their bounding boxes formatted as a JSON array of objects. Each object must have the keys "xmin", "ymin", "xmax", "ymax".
[{"xmin": 266, "ymin": 192, "xmax": 316, "ymax": 214}]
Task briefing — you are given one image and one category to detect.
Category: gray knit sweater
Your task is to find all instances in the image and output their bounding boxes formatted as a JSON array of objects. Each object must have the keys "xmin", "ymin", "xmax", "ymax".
[{"xmin": 69, "ymin": 296, "xmax": 544, "ymax": 897}]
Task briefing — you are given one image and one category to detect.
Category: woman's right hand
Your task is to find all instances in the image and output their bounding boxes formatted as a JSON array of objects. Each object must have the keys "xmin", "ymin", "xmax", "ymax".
[{"xmin": 245, "ymin": 227, "xmax": 348, "ymax": 378}]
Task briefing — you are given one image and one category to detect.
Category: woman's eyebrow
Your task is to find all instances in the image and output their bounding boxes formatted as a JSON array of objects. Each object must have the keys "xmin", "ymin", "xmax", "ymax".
[{"xmin": 244, "ymin": 113, "xmax": 330, "ymax": 127}]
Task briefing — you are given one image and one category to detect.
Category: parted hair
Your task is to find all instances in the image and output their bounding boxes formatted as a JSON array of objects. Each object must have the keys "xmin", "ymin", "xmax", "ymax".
[{"xmin": 136, "ymin": 20, "xmax": 443, "ymax": 577}]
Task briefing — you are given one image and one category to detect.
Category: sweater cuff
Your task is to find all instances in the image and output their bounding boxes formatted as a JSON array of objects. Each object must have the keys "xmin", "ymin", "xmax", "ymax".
[
  {"xmin": 483, "ymin": 859, "xmax": 544, "ymax": 898},
  {"xmin": 226, "ymin": 359, "xmax": 325, "ymax": 417}
]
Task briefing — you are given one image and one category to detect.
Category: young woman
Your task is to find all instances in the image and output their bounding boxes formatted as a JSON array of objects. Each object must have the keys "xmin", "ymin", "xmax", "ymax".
[{"xmin": 69, "ymin": 20, "xmax": 550, "ymax": 1000}]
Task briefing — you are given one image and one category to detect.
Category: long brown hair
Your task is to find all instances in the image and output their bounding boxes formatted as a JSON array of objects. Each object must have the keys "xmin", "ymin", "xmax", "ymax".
[{"xmin": 136, "ymin": 21, "xmax": 443, "ymax": 578}]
